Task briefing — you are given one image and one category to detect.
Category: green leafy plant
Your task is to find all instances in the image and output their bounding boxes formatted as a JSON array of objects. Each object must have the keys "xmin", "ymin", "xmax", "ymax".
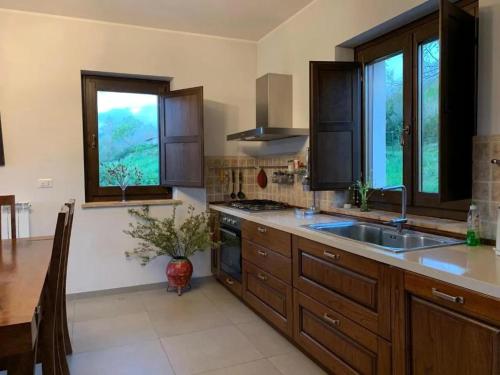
[
  {"xmin": 124, "ymin": 205, "xmax": 215, "ymax": 265},
  {"xmin": 101, "ymin": 161, "xmax": 143, "ymax": 201},
  {"xmin": 356, "ymin": 180, "xmax": 375, "ymax": 212}
]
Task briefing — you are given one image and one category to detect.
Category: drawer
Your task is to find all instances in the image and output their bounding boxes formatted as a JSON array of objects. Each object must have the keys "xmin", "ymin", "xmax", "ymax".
[
  {"xmin": 293, "ymin": 236, "xmax": 391, "ymax": 339},
  {"xmin": 405, "ymin": 271, "xmax": 500, "ymax": 326},
  {"xmin": 294, "ymin": 290, "xmax": 391, "ymax": 375},
  {"xmin": 242, "ymin": 260, "xmax": 293, "ymax": 337},
  {"xmin": 217, "ymin": 270, "xmax": 242, "ymax": 298},
  {"xmin": 242, "ymin": 220, "xmax": 291, "ymax": 257},
  {"xmin": 242, "ymin": 239, "xmax": 292, "ymax": 284}
]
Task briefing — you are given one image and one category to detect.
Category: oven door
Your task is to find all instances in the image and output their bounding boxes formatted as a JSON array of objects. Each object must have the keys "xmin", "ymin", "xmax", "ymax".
[{"xmin": 219, "ymin": 226, "xmax": 242, "ymax": 282}]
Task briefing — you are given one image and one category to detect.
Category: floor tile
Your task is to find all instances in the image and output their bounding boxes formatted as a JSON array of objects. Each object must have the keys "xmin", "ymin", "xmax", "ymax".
[
  {"xmin": 140, "ymin": 285, "xmax": 208, "ymax": 312},
  {"xmin": 198, "ymin": 359, "xmax": 282, "ymax": 375},
  {"xmin": 200, "ymin": 279, "xmax": 237, "ymax": 303},
  {"xmin": 237, "ymin": 319, "xmax": 298, "ymax": 357},
  {"xmin": 68, "ymin": 340, "xmax": 174, "ymax": 375},
  {"xmin": 213, "ymin": 297, "xmax": 260, "ymax": 324},
  {"xmin": 269, "ymin": 352, "xmax": 327, "ymax": 375},
  {"xmin": 161, "ymin": 325, "xmax": 263, "ymax": 375},
  {"xmin": 72, "ymin": 312, "xmax": 157, "ymax": 353},
  {"xmin": 147, "ymin": 295, "xmax": 232, "ymax": 337},
  {"xmin": 73, "ymin": 292, "xmax": 145, "ymax": 322}
]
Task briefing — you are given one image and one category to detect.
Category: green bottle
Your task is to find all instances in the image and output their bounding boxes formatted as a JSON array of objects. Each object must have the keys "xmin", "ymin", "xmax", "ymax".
[{"xmin": 466, "ymin": 203, "xmax": 480, "ymax": 246}]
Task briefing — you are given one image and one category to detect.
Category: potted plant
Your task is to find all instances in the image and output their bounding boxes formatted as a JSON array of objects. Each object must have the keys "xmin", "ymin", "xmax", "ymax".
[
  {"xmin": 356, "ymin": 180, "xmax": 375, "ymax": 212},
  {"xmin": 124, "ymin": 205, "xmax": 215, "ymax": 295},
  {"xmin": 101, "ymin": 161, "xmax": 143, "ymax": 202}
]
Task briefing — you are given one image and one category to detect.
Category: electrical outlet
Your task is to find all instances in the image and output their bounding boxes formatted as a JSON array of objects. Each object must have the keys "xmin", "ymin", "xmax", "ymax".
[{"xmin": 38, "ymin": 178, "xmax": 53, "ymax": 188}]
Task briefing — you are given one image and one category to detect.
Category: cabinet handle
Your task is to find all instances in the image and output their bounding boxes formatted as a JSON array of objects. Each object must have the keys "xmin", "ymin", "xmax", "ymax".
[
  {"xmin": 257, "ymin": 227, "xmax": 268, "ymax": 233},
  {"xmin": 225, "ymin": 278, "xmax": 234, "ymax": 285},
  {"xmin": 257, "ymin": 273, "xmax": 268, "ymax": 281},
  {"xmin": 431, "ymin": 288, "xmax": 464, "ymax": 304},
  {"xmin": 323, "ymin": 313, "xmax": 340, "ymax": 327},
  {"xmin": 257, "ymin": 249, "xmax": 268, "ymax": 257},
  {"xmin": 323, "ymin": 251, "xmax": 340, "ymax": 260}
]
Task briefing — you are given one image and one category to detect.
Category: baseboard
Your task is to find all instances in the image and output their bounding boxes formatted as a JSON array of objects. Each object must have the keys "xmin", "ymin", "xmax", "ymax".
[{"xmin": 67, "ymin": 275, "xmax": 214, "ymax": 300}]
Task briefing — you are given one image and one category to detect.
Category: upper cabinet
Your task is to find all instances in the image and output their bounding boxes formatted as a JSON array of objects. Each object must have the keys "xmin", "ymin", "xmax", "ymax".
[{"xmin": 310, "ymin": 0, "xmax": 477, "ymax": 210}]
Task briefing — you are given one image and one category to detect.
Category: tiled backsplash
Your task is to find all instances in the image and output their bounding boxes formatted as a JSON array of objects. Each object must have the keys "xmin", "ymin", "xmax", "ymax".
[{"xmin": 206, "ymin": 135, "xmax": 500, "ymax": 240}]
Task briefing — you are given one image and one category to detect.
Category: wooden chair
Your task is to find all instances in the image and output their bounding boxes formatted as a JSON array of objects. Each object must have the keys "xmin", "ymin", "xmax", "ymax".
[
  {"xmin": 0, "ymin": 195, "xmax": 16, "ymax": 240},
  {"xmin": 38, "ymin": 205, "xmax": 71, "ymax": 375}
]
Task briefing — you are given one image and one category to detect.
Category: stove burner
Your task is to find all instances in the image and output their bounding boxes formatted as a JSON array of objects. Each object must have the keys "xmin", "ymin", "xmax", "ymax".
[{"xmin": 228, "ymin": 199, "xmax": 289, "ymax": 212}]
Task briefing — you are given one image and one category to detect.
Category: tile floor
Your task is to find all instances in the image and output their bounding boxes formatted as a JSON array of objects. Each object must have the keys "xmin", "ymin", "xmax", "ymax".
[{"xmin": 46, "ymin": 278, "xmax": 326, "ymax": 374}]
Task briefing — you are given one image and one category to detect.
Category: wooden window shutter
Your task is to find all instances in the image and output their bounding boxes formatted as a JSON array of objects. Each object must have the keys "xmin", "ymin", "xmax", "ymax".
[
  {"xmin": 439, "ymin": 0, "xmax": 476, "ymax": 202},
  {"xmin": 160, "ymin": 86, "xmax": 204, "ymax": 187},
  {"xmin": 310, "ymin": 61, "xmax": 362, "ymax": 190}
]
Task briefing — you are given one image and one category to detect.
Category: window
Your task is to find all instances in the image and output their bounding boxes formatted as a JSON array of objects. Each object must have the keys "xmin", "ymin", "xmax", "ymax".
[{"xmin": 82, "ymin": 73, "xmax": 204, "ymax": 202}]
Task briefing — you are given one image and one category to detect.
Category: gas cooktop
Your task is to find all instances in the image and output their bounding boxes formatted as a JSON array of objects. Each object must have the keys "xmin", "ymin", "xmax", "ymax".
[{"xmin": 227, "ymin": 199, "xmax": 289, "ymax": 212}]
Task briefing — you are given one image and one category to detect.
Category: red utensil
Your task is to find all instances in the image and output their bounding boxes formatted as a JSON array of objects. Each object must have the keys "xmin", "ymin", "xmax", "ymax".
[{"xmin": 257, "ymin": 168, "xmax": 267, "ymax": 189}]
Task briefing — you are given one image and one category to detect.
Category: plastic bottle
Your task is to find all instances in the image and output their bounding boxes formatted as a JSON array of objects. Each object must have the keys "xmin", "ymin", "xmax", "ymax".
[{"xmin": 466, "ymin": 203, "xmax": 480, "ymax": 246}]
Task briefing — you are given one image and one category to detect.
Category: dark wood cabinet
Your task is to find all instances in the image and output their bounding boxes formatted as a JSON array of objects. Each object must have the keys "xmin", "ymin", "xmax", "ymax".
[
  {"xmin": 294, "ymin": 290, "xmax": 392, "ymax": 375},
  {"xmin": 309, "ymin": 61, "xmax": 361, "ymax": 191},
  {"xmin": 242, "ymin": 239, "xmax": 291, "ymax": 283},
  {"xmin": 241, "ymin": 221, "xmax": 291, "ymax": 257},
  {"xmin": 409, "ymin": 296, "xmax": 500, "ymax": 375}
]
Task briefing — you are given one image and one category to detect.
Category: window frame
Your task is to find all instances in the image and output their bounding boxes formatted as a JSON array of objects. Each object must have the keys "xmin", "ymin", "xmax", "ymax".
[
  {"xmin": 82, "ymin": 73, "xmax": 172, "ymax": 202},
  {"xmin": 354, "ymin": 0, "xmax": 476, "ymax": 220}
]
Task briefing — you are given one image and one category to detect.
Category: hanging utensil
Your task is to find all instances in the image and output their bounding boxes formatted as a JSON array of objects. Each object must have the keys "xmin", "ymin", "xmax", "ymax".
[
  {"xmin": 257, "ymin": 168, "xmax": 267, "ymax": 189},
  {"xmin": 230, "ymin": 169, "xmax": 236, "ymax": 199},
  {"xmin": 237, "ymin": 170, "xmax": 246, "ymax": 199}
]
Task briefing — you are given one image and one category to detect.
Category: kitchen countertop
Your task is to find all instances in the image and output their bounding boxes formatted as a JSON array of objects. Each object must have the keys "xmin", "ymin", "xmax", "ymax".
[{"xmin": 210, "ymin": 204, "xmax": 500, "ymax": 299}]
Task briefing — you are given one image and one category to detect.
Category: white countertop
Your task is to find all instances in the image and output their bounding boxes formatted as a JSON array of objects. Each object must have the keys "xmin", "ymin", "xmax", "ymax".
[{"xmin": 210, "ymin": 204, "xmax": 500, "ymax": 299}]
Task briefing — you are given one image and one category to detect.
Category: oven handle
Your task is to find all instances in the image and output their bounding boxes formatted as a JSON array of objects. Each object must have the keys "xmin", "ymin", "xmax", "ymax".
[{"xmin": 219, "ymin": 227, "xmax": 240, "ymax": 239}]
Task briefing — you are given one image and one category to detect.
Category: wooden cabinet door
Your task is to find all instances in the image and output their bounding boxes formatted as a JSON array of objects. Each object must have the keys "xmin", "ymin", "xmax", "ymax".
[
  {"xmin": 309, "ymin": 61, "xmax": 361, "ymax": 190},
  {"xmin": 161, "ymin": 86, "xmax": 204, "ymax": 187},
  {"xmin": 409, "ymin": 296, "xmax": 500, "ymax": 375}
]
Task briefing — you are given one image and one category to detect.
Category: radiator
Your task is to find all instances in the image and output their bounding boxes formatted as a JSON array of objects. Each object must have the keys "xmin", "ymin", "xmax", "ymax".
[{"xmin": 1, "ymin": 202, "xmax": 31, "ymax": 239}]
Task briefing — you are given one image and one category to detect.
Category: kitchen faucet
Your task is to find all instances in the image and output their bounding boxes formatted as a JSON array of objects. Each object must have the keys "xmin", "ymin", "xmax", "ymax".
[{"xmin": 379, "ymin": 185, "xmax": 407, "ymax": 233}]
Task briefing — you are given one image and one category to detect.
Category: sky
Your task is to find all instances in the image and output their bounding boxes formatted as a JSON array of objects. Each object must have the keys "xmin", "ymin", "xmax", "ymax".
[{"xmin": 97, "ymin": 91, "xmax": 158, "ymax": 113}]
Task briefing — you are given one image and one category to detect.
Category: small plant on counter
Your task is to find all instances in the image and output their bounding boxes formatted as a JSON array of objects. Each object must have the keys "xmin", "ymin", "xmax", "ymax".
[
  {"xmin": 356, "ymin": 180, "xmax": 375, "ymax": 212},
  {"xmin": 101, "ymin": 161, "xmax": 143, "ymax": 201},
  {"xmin": 124, "ymin": 205, "xmax": 216, "ymax": 295}
]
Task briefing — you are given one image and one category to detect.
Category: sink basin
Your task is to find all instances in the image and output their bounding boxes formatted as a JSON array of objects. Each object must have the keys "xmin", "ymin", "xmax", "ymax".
[{"xmin": 304, "ymin": 221, "xmax": 464, "ymax": 253}]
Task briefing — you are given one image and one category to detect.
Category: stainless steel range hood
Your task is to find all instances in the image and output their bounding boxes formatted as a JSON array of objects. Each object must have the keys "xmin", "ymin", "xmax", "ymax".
[{"xmin": 227, "ymin": 73, "xmax": 309, "ymax": 141}]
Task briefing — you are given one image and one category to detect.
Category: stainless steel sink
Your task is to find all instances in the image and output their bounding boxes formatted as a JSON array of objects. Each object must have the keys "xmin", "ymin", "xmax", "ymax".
[{"xmin": 304, "ymin": 221, "xmax": 464, "ymax": 253}]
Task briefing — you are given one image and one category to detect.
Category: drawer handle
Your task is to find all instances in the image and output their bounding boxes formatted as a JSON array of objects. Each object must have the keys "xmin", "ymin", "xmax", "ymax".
[
  {"xmin": 323, "ymin": 313, "xmax": 340, "ymax": 327},
  {"xmin": 431, "ymin": 288, "xmax": 464, "ymax": 304},
  {"xmin": 225, "ymin": 278, "xmax": 234, "ymax": 285},
  {"xmin": 323, "ymin": 251, "xmax": 340, "ymax": 260},
  {"xmin": 257, "ymin": 273, "xmax": 268, "ymax": 281},
  {"xmin": 257, "ymin": 249, "xmax": 268, "ymax": 257},
  {"xmin": 257, "ymin": 227, "xmax": 268, "ymax": 233}
]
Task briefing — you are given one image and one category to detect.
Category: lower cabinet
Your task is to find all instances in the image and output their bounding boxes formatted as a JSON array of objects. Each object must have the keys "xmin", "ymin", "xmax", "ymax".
[
  {"xmin": 294, "ymin": 290, "xmax": 391, "ymax": 375},
  {"xmin": 242, "ymin": 260, "xmax": 293, "ymax": 337}
]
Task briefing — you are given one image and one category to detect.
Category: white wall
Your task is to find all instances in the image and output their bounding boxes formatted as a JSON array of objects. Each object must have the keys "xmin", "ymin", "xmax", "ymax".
[
  {"xmin": 0, "ymin": 10, "xmax": 257, "ymax": 293},
  {"xmin": 257, "ymin": 0, "xmax": 500, "ymax": 136}
]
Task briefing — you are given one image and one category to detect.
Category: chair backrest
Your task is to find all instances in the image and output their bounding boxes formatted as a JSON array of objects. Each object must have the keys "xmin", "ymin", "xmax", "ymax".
[{"xmin": 0, "ymin": 195, "xmax": 16, "ymax": 240}]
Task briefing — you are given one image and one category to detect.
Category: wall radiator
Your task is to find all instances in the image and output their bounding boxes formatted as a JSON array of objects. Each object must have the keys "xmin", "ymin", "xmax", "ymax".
[{"xmin": 1, "ymin": 202, "xmax": 31, "ymax": 239}]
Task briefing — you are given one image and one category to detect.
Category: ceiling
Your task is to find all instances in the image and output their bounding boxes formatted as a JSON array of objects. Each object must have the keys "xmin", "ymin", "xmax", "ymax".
[{"xmin": 0, "ymin": 0, "xmax": 316, "ymax": 41}]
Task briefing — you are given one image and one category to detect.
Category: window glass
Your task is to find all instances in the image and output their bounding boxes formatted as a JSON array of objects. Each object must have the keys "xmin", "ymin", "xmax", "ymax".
[
  {"xmin": 418, "ymin": 39, "xmax": 440, "ymax": 193},
  {"xmin": 97, "ymin": 91, "xmax": 159, "ymax": 187},
  {"xmin": 364, "ymin": 52, "xmax": 404, "ymax": 188}
]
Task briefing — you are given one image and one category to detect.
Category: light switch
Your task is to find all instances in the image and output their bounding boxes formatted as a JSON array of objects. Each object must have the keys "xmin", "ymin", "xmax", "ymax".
[{"xmin": 38, "ymin": 178, "xmax": 53, "ymax": 188}]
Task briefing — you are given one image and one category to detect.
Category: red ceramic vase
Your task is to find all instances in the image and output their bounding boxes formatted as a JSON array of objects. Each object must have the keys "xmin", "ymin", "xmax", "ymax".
[{"xmin": 166, "ymin": 257, "xmax": 193, "ymax": 296}]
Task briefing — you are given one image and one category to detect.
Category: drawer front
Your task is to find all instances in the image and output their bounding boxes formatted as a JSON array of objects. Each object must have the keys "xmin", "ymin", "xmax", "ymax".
[
  {"xmin": 294, "ymin": 291, "xmax": 391, "ymax": 375},
  {"xmin": 243, "ymin": 260, "xmax": 293, "ymax": 336},
  {"xmin": 218, "ymin": 270, "xmax": 242, "ymax": 298},
  {"xmin": 242, "ymin": 239, "xmax": 292, "ymax": 283},
  {"xmin": 293, "ymin": 236, "xmax": 391, "ymax": 338},
  {"xmin": 405, "ymin": 271, "xmax": 500, "ymax": 326},
  {"xmin": 242, "ymin": 221, "xmax": 291, "ymax": 257}
]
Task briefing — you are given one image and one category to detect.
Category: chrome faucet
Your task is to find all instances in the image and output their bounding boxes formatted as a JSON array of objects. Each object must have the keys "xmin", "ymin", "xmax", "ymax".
[{"xmin": 379, "ymin": 185, "xmax": 407, "ymax": 232}]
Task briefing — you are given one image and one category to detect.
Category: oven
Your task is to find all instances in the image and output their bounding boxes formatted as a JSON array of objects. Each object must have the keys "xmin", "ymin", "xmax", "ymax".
[{"xmin": 218, "ymin": 213, "xmax": 242, "ymax": 282}]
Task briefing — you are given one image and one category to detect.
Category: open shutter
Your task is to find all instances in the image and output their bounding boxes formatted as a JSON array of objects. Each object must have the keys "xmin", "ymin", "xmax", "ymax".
[
  {"xmin": 310, "ymin": 61, "xmax": 362, "ymax": 190},
  {"xmin": 161, "ymin": 86, "xmax": 204, "ymax": 187},
  {"xmin": 439, "ymin": 0, "xmax": 476, "ymax": 202}
]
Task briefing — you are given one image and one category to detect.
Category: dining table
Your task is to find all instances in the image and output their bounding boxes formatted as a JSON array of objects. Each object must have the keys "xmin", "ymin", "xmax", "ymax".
[{"xmin": 0, "ymin": 236, "xmax": 54, "ymax": 374}]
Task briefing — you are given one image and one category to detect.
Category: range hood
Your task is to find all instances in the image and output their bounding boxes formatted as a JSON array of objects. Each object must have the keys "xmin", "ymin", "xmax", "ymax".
[{"xmin": 227, "ymin": 73, "xmax": 309, "ymax": 141}]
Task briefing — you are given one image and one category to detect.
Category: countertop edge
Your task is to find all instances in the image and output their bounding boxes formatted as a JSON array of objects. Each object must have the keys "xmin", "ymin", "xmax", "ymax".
[{"xmin": 210, "ymin": 204, "xmax": 500, "ymax": 300}]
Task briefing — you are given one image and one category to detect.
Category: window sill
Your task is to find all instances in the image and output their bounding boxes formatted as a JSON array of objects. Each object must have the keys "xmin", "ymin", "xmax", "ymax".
[{"xmin": 81, "ymin": 199, "xmax": 182, "ymax": 209}]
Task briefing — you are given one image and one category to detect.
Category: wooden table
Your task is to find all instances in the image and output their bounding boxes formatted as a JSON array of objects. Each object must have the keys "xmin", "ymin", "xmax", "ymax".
[{"xmin": 0, "ymin": 237, "xmax": 53, "ymax": 372}]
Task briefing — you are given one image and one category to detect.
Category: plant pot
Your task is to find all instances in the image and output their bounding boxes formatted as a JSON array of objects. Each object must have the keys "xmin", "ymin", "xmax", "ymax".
[{"xmin": 166, "ymin": 257, "xmax": 193, "ymax": 296}]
